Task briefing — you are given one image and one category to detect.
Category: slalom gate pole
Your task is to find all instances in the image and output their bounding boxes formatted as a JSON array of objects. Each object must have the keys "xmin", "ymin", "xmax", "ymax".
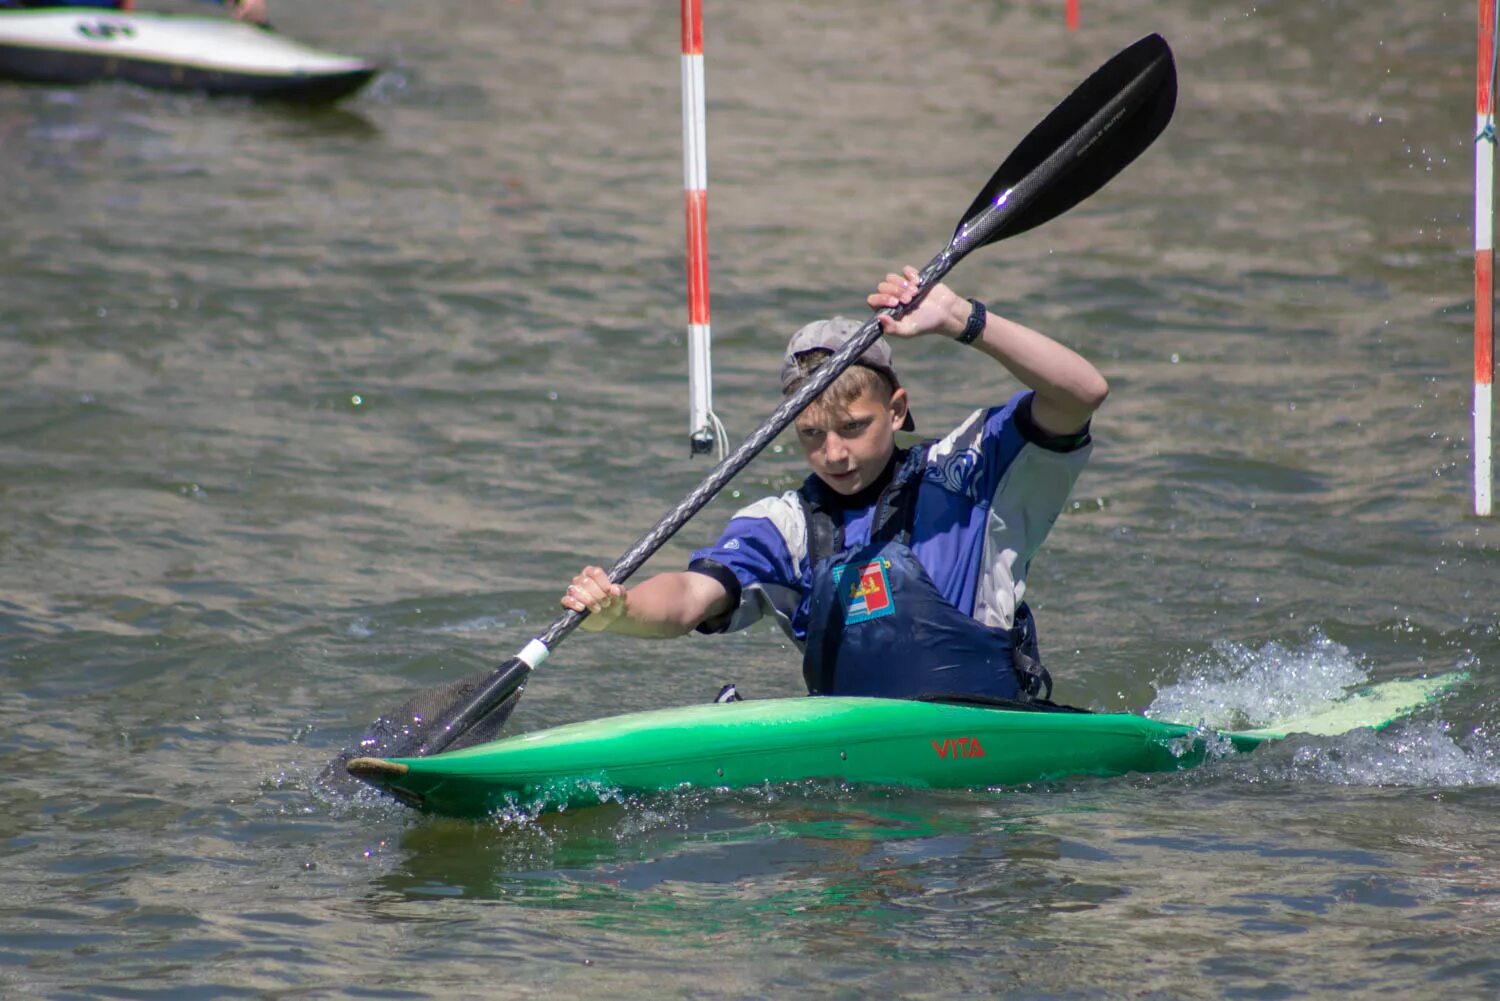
[
  {"xmin": 1476, "ymin": 0, "xmax": 1496, "ymax": 516},
  {"xmin": 681, "ymin": 0, "xmax": 721, "ymax": 457}
]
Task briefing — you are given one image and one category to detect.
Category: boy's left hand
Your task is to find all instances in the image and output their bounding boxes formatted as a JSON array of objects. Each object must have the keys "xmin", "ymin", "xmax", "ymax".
[
  {"xmin": 868, "ymin": 266, "xmax": 971, "ymax": 340},
  {"xmin": 230, "ymin": 0, "xmax": 269, "ymax": 24}
]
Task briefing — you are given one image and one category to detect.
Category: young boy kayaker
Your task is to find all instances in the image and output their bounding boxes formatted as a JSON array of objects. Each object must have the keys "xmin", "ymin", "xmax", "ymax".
[{"xmin": 561, "ymin": 265, "xmax": 1107, "ymax": 703}]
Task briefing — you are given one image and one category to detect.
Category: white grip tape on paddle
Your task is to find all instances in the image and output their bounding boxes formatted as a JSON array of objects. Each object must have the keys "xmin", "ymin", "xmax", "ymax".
[{"xmin": 518, "ymin": 639, "xmax": 550, "ymax": 669}]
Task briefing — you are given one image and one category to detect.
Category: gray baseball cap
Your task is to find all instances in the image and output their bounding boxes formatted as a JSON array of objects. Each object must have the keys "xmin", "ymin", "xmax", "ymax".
[{"xmin": 779, "ymin": 317, "xmax": 915, "ymax": 431}]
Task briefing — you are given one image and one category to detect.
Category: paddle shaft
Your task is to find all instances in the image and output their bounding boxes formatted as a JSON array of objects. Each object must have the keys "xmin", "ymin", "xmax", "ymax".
[{"xmin": 387, "ymin": 34, "xmax": 1178, "ymax": 760}]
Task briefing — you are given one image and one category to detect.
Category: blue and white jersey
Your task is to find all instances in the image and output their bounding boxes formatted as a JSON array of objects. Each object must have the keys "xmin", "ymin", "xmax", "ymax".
[{"xmin": 689, "ymin": 390, "xmax": 1091, "ymax": 646}]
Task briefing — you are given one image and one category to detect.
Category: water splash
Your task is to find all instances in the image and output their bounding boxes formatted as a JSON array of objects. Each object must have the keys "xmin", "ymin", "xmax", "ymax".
[
  {"xmin": 1273, "ymin": 722, "xmax": 1500, "ymax": 788},
  {"xmin": 1146, "ymin": 630, "xmax": 1371, "ymax": 730},
  {"xmin": 1142, "ymin": 632, "xmax": 1500, "ymax": 788}
]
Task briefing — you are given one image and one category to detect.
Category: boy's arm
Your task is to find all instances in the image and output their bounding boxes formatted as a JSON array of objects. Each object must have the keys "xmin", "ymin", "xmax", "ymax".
[
  {"xmin": 870, "ymin": 266, "xmax": 1108, "ymax": 437},
  {"xmin": 561, "ymin": 566, "xmax": 731, "ymax": 638}
]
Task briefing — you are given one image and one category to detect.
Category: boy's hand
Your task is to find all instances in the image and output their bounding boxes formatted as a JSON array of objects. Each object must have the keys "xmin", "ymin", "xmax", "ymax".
[
  {"xmin": 562, "ymin": 565, "xmax": 627, "ymax": 631},
  {"xmin": 868, "ymin": 265, "xmax": 972, "ymax": 340},
  {"xmin": 230, "ymin": 0, "xmax": 269, "ymax": 24}
]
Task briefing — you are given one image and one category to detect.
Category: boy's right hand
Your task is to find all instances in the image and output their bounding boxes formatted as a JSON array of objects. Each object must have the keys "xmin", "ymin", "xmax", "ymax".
[
  {"xmin": 230, "ymin": 0, "xmax": 269, "ymax": 24},
  {"xmin": 561, "ymin": 566, "xmax": 627, "ymax": 631}
]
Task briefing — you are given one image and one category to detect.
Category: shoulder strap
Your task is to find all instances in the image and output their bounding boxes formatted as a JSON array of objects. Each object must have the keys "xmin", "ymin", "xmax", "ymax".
[
  {"xmin": 870, "ymin": 444, "xmax": 932, "ymax": 546},
  {"xmin": 795, "ymin": 476, "xmax": 843, "ymax": 572}
]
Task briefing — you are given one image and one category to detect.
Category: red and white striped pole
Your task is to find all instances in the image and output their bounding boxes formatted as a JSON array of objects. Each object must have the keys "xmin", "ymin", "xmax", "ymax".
[
  {"xmin": 1477, "ymin": 0, "xmax": 1495, "ymax": 516},
  {"xmin": 681, "ymin": 0, "xmax": 720, "ymax": 457}
]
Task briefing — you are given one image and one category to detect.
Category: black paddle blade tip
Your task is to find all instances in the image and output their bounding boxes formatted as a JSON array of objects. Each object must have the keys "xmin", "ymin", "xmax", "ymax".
[{"xmin": 957, "ymin": 33, "xmax": 1177, "ymax": 249}]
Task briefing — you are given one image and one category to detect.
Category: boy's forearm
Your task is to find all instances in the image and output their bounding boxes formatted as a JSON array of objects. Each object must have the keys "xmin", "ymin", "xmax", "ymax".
[
  {"xmin": 966, "ymin": 305, "xmax": 1108, "ymax": 434},
  {"xmin": 595, "ymin": 572, "xmax": 727, "ymax": 638},
  {"xmin": 892, "ymin": 281, "xmax": 1106, "ymax": 431}
]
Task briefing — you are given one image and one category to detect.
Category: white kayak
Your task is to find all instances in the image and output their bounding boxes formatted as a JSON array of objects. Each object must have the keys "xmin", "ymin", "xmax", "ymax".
[{"xmin": 0, "ymin": 9, "xmax": 378, "ymax": 102}]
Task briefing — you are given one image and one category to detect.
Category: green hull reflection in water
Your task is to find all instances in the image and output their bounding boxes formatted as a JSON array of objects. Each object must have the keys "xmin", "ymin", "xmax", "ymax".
[{"xmin": 347, "ymin": 674, "xmax": 1462, "ymax": 819}]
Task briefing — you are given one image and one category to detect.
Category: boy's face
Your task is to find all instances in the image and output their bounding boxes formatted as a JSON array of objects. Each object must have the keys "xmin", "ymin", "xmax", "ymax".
[{"xmin": 794, "ymin": 386, "xmax": 909, "ymax": 495}]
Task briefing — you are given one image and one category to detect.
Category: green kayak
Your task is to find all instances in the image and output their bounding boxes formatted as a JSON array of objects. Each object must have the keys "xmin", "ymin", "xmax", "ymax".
[{"xmin": 346, "ymin": 673, "xmax": 1461, "ymax": 819}]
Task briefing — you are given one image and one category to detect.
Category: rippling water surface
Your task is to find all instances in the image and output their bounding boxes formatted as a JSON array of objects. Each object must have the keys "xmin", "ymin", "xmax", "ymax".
[{"xmin": 4, "ymin": 1, "xmax": 1500, "ymax": 997}]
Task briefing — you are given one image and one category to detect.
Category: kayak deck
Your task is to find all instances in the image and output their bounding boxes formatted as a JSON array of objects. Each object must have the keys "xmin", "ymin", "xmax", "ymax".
[
  {"xmin": 347, "ymin": 697, "xmax": 1242, "ymax": 818},
  {"xmin": 346, "ymin": 674, "xmax": 1462, "ymax": 819}
]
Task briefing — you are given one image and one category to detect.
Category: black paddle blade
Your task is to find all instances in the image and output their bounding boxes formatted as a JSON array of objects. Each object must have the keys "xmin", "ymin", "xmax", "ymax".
[
  {"xmin": 323, "ymin": 665, "xmax": 526, "ymax": 786},
  {"xmin": 958, "ymin": 34, "xmax": 1176, "ymax": 248},
  {"xmin": 404, "ymin": 656, "xmax": 534, "ymax": 758}
]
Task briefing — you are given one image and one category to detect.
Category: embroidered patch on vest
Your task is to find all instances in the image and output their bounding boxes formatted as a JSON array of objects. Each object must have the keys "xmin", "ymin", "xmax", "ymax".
[{"xmin": 831, "ymin": 559, "xmax": 895, "ymax": 624}]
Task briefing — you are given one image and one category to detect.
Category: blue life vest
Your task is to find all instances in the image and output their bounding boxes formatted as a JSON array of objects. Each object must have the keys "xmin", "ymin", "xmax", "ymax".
[{"xmin": 797, "ymin": 445, "xmax": 1050, "ymax": 702}]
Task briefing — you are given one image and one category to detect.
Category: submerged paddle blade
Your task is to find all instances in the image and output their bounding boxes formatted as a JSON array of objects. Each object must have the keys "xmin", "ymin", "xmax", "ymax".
[
  {"xmin": 406, "ymin": 656, "xmax": 534, "ymax": 757},
  {"xmin": 325, "ymin": 665, "xmax": 526, "ymax": 787},
  {"xmin": 958, "ymin": 34, "xmax": 1176, "ymax": 249}
]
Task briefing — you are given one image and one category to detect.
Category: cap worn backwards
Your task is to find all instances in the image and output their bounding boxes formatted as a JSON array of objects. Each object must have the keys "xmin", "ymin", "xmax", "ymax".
[{"xmin": 779, "ymin": 317, "xmax": 916, "ymax": 432}]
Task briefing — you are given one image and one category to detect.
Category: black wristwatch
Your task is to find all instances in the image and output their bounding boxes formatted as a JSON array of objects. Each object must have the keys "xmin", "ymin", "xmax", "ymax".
[{"xmin": 956, "ymin": 298, "xmax": 987, "ymax": 345}]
